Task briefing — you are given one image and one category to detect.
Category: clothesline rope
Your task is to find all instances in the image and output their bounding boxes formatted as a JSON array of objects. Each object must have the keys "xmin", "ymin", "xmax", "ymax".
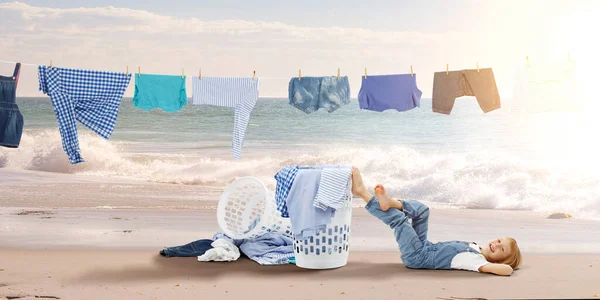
[
  {"xmin": 0, "ymin": 59, "xmax": 396, "ymax": 78},
  {"xmin": 0, "ymin": 60, "xmax": 38, "ymax": 67}
]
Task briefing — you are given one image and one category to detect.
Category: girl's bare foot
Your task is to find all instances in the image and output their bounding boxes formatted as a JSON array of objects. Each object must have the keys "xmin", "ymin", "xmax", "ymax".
[
  {"xmin": 374, "ymin": 184, "xmax": 401, "ymax": 211},
  {"xmin": 351, "ymin": 167, "xmax": 372, "ymax": 201}
]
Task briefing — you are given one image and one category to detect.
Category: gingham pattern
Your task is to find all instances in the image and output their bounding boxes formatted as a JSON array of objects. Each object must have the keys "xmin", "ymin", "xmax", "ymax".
[
  {"xmin": 274, "ymin": 165, "xmax": 300, "ymax": 218},
  {"xmin": 314, "ymin": 167, "xmax": 352, "ymax": 211},
  {"xmin": 192, "ymin": 76, "xmax": 259, "ymax": 159},
  {"xmin": 38, "ymin": 66, "xmax": 131, "ymax": 164}
]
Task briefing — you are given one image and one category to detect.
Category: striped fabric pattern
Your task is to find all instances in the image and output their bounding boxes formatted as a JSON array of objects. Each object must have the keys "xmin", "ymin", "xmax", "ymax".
[
  {"xmin": 192, "ymin": 76, "xmax": 260, "ymax": 159},
  {"xmin": 38, "ymin": 66, "xmax": 131, "ymax": 164},
  {"xmin": 314, "ymin": 167, "xmax": 352, "ymax": 211},
  {"xmin": 511, "ymin": 62, "xmax": 578, "ymax": 114}
]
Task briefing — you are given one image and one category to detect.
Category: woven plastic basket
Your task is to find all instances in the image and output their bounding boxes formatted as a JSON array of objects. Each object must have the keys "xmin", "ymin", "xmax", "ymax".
[
  {"xmin": 292, "ymin": 180, "xmax": 353, "ymax": 269},
  {"xmin": 217, "ymin": 176, "xmax": 293, "ymax": 240}
]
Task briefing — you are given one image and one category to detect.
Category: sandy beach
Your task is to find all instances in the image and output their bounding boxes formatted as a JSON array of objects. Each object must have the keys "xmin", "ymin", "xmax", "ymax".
[{"xmin": 2, "ymin": 169, "xmax": 600, "ymax": 299}]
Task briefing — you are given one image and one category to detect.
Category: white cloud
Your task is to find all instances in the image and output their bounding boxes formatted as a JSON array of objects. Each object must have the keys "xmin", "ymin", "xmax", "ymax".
[{"xmin": 0, "ymin": 1, "xmax": 565, "ymax": 98}]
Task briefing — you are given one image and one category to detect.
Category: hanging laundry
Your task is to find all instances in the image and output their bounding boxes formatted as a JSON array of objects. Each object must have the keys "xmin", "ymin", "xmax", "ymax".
[
  {"xmin": 38, "ymin": 66, "xmax": 131, "ymax": 164},
  {"xmin": 511, "ymin": 61, "xmax": 578, "ymax": 114},
  {"xmin": 286, "ymin": 168, "xmax": 335, "ymax": 241},
  {"xmin": 0, "ymin": 63, "xmax": 23, "ymax": 148},
  {"xmin": 432, "ymin": 68, "xmax": 500, "ymax": 114},
  {"xmin": 288, "ymin": 76, "xmax": 350, "ymax": 114},
  {"xmin": 358, "ymin": 74, "xmax": 422, "ymax": 112},
  {"xmin": 313, "ymin": 167, "xmax": 352, "ymax": 211},
  {"xmin": 192, "ymin": 77, "xmax": 259, "ymax": 159},
  {"xmin": 132, "ymin": 74, "xmax": 187, "ymax": 112},
  {"xmin": 274, "ymin": 165, "xmax": 300, "ymax": 218},
  {"xmin": 159, "ymin": 239, "xmax": 214, "ymax": 257}
]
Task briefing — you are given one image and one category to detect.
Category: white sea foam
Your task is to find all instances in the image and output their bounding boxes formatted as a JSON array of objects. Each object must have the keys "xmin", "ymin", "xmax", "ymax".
[{"xmin": 2, "ymin": 130, "xmax": 599, "ymax": 220}]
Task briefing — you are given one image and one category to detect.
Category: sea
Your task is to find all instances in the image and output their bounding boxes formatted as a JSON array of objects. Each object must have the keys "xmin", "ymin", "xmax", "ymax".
[{"xmin": 1, "ymin": 97, "xmax": 599, "ymax": 219}]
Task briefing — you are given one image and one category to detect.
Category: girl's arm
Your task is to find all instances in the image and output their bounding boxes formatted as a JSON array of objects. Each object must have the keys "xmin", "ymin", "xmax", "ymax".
[{"xmin": 479, "ymin": 263, "xmax": 514, "ymax": 276}]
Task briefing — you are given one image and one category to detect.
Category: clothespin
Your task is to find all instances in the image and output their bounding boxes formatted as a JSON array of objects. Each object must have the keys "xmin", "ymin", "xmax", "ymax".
[
  {"xmin": 526, "ymin": 56, "xmax": 530, "ymax": 67},
  {"xmin": 182, "ymin": 68, "xmax": 184, "ymax": 79},
  {"xmin": 446, "ymin": 64, "xmax": 449, "ymax": 76},
  {"xmin": 199, "ymin": 69, "xmax": 202, "ymax": 80},
  {"xmin": 126, "ymin": 65, "xmax": 129, "ymax": 76},
  {"xmin": 138, "ymin": 66, "xmax": 141, "ymax": 76},
  {"xmin": 50, "ymin": 60, "xmax": 52, "ymax": 70},
  {"xmin": 364, "ymin": 68, "xmax": 367, "ymax": 79},
  {"xmin": 298, "ymin": 69, "xmax": 302, "ymax": 81},
  {"xmin": 476, "ymin": 61, "xmax": 480, "ymax": 74},
  {"xmin": 253, "ymin": 70, "xmax": 256, "ymax": 80},
  {"xmin": 337, "ymin": 68, "xmax": 340, "ymax": 80},
  {"xmin": 410, "ymin": 65, "xmax": 413, "ymax": 77}
]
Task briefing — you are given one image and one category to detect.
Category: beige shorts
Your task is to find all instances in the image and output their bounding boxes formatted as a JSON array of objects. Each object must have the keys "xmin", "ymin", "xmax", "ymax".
[{"xmin": 432, "ymin": 68, "xmax": 501, "ymax": 114}]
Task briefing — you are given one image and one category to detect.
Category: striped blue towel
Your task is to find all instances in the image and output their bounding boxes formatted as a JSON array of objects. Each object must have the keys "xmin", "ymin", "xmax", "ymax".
[{"xmin": 314, "ymin": 167, "xmax": 352, "ymax": 211}]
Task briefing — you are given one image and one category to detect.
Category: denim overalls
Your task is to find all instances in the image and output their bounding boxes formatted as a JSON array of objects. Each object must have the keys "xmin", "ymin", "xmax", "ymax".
[
  {"xmin": 366, "ymin": 197, "xmax": 481, "ymax": 269},
  {"xmin": 0, "ymin": 63, "xmax": 23, "ymax": 148}
]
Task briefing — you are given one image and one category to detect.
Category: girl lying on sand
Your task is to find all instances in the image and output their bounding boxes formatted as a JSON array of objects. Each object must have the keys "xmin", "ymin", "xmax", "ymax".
[{"xmin": 351, "ymin": 168, "xmax": 522, "ymax": 276}]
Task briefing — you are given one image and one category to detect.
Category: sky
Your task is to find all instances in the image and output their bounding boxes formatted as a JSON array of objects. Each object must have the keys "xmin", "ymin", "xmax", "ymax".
[{"xmin": 1, "ymin": 0, "xmax": 599, "ymax": 97}]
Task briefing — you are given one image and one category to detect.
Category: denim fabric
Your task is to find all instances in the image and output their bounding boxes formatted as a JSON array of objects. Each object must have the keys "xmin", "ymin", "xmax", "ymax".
[
  {"xmin": 0, "ymin": 64, "xmax": 23, "ymax": 148},
  {"xmin": 159, "ymin": 239, "xmax": 214, "ymax": 257},
  {"xmin": 365, "ymin": 197, "xmax": 479, "ymax": 270},
  {"xmin": 288, "ymin": 76, "xmax": 350, "ymax": 114}
]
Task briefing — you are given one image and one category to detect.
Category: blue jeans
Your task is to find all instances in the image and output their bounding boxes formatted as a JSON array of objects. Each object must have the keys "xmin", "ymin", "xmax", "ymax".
[
  {"xmin": 365, "ymin": 197, "xmax": 431, "ymax": 268},
  {"xmin": 159, "ymin": 239, "xmax": 214, "ymax": 257}
]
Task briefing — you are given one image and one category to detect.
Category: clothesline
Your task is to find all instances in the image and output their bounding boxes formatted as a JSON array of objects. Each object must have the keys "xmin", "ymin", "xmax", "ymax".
[{"xmin": 0, "ymin": 59, "xmax": 412, "ymax": 79}]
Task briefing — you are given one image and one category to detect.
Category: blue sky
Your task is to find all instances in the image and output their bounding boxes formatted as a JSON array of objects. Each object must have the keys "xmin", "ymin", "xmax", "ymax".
[{"xmin": 1, "ymin": 1, "xmax": 598, "ymax": 97}]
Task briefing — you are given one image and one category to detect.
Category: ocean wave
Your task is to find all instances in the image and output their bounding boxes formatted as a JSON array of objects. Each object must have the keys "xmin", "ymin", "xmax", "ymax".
[{"xmin": 1, "ymin": 130, "xmax": 599, "ymax": 219}]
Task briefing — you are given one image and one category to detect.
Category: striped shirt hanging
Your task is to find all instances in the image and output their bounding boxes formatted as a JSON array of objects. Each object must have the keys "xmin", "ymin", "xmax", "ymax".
[
  {"xmin": 511, "ymin": 61, "xmax": 579, "ymax": 114},
  {"xmin": 192, "ymin": 77, "xmax": 260, "ymax": 159}
]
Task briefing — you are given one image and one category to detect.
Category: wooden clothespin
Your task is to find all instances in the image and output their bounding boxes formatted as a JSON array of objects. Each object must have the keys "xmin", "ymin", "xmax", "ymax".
[
  {"xmin": 446, "ymin": 64, "xmax": 449, "ymax": 76},
  {"xmin": 337, "ymin": 68, "xmax": 340, "ymax": 80},
  {"xmin": 364, "ymin": 68, "xmax": 367, "ymax": 79},
  {"xmin": 253, "ymin": 70, "xmax": 256, "ymax": 80},
  {"xmin": 526, "ymin": 56, "xmax": 530, "ymax": 67},
  {"xmin": 298, "ymin": 69, "xmax": 302, "ymax": 81},
  {"xmin": 49, "ymin": 60, "xmax": 52, "ymax": 70},
  {"xmin": 476, "ymin": 61, "xmax": 480, "ymax": 74},
  {"xmin": 126, "ymin": 65, "xmax": 129, "ymax": 76},
  {"xmin": 410, "ymin": 65, "xmax": 414, "ymax": 77},
  {"xmin": 182, "ymin": 68, "xmax": 184, "ymax": 79},
  {"xmin": 138, "ymin": 66, "xmax": 141, "ymax": 76},
  {"xmin": 199, "ymin": 69, "xmax": 202, "ymax": 80}
]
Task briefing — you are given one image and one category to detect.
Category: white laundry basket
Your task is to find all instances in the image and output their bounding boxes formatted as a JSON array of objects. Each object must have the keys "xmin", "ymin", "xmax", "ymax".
[
  {"xmin": 293, "ymin": 181, "xmax": 353, "ymax": 269},
  {"xmin": 217, "ymin": 176, "xmax": 293, "ymax": 240}
]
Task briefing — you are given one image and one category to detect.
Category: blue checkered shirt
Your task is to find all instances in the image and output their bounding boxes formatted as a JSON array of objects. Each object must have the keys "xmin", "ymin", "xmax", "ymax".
[
  {"xmin": 38, "ymin": 66, "xmax": 131, "ymax": 164},
  {"xmin": 274, "ymin": 166, "xmax": 300, "ymax": 218}
]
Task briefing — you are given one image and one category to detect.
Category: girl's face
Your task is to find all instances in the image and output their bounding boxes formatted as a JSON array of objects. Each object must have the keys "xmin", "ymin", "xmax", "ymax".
[{"xmin": 480, "ymin": 237, "xmax": 512, "ymax": 262}]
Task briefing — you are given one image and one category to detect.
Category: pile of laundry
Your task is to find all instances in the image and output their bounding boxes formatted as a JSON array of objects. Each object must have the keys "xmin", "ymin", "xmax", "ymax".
[{"xmin": 159, "ymin": 232, "xmax": 295, "ymax": 266}]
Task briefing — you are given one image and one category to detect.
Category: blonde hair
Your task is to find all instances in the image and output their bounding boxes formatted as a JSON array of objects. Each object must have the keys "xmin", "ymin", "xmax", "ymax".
[{"xmin": 500, "ymin": 237, "xmax": 522, "ymax": 270}]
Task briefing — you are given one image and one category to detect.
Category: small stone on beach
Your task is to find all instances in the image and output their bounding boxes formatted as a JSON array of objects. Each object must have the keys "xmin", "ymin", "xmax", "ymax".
[{"xmin": 547, "ymin": 212, "xmax": 574, "ymax": 219}]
